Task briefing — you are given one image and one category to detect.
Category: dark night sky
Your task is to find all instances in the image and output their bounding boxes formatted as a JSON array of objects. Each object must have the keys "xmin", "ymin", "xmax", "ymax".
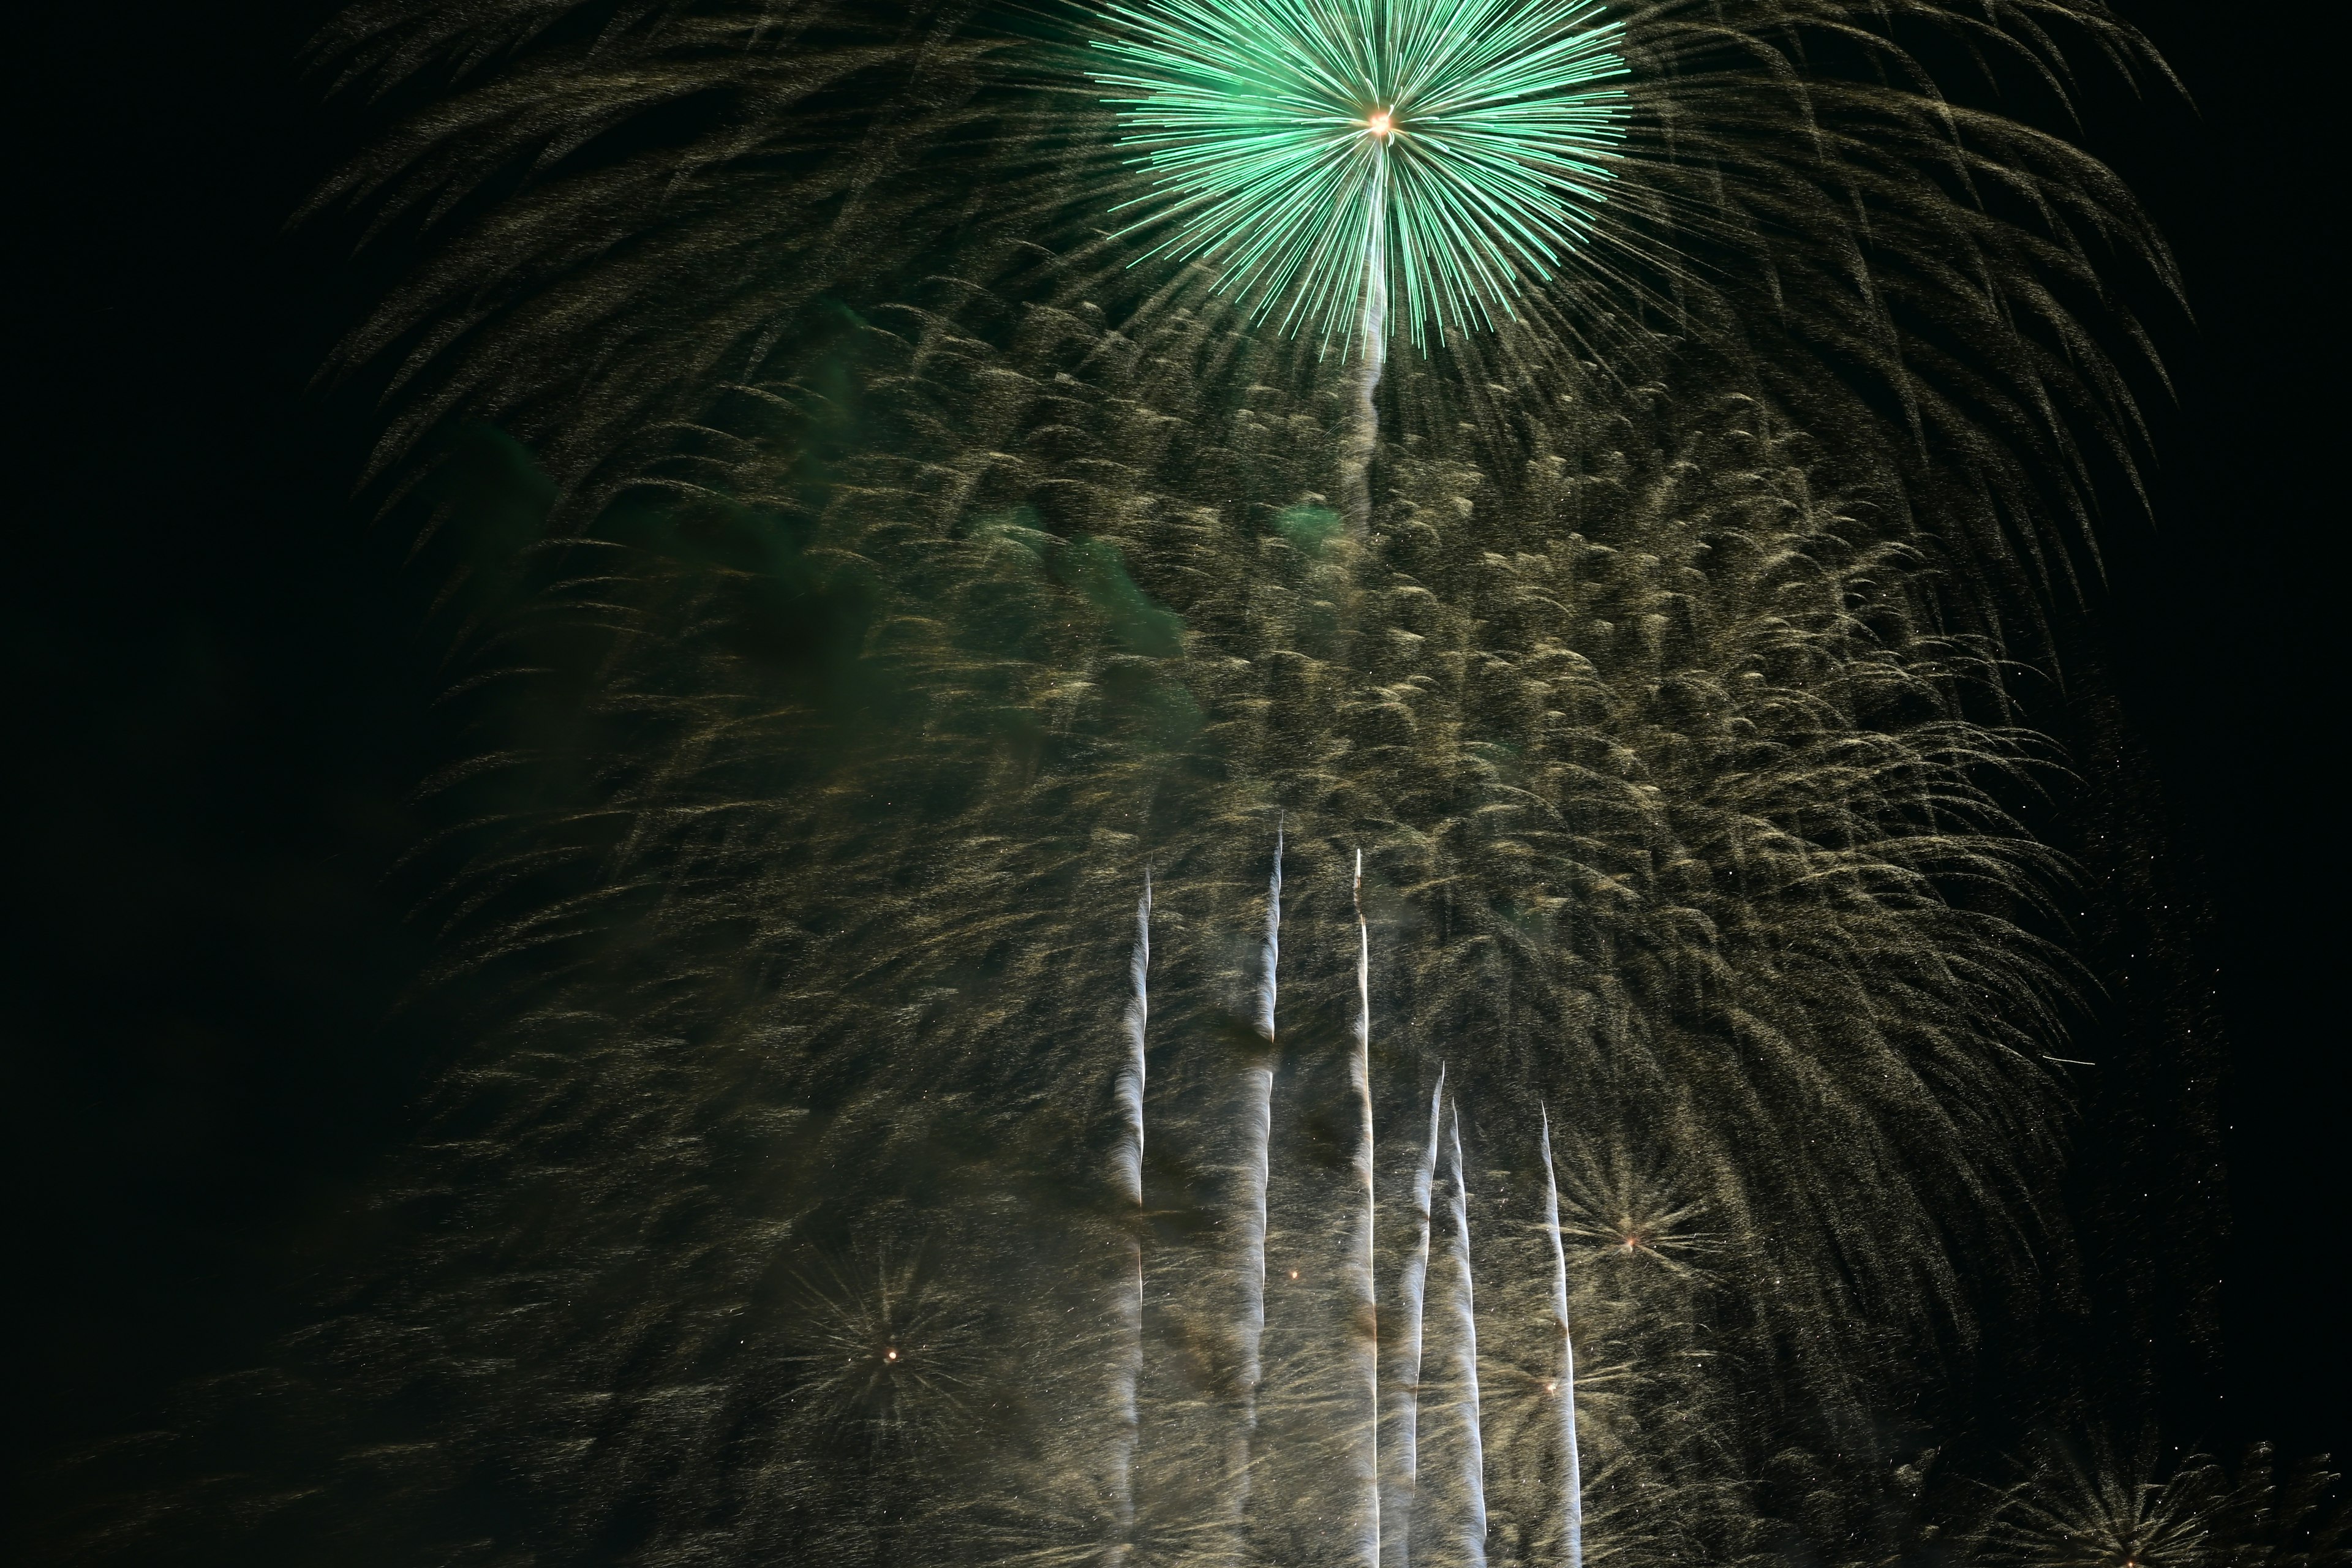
[{"xmin": 9, "ymin": 0, "xmax": 2345, "ymax": 1517}]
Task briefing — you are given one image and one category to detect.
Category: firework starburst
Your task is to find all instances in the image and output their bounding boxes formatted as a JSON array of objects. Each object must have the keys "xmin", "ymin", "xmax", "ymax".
[
  {"xmin": 1088, "ymin": 0, "xmax": 1627, "ymax": 350},
  {"xmin": 785, "ymin": 1245, "xmax": 986, "ymax": 1455}
]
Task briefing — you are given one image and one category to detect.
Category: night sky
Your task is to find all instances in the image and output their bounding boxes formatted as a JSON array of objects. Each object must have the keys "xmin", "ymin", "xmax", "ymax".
[{"xmin": 10, "ymin": 0, "xmax": 2345, "ymax": 1529}]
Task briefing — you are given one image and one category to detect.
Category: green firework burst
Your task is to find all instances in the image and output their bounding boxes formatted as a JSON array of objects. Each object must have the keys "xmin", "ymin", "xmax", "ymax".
[{"xmin": 1088, "ymin": 0, "xmax": 1628, "ymax": 352}]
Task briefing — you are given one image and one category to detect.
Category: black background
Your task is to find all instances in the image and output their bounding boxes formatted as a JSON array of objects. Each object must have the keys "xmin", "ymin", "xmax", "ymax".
[{"xmin": 9, "ymin": 0, "xmax": 2343, "ymax": 1523}]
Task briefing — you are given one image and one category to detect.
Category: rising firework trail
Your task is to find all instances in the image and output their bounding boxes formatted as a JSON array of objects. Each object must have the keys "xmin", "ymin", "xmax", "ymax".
[
  {"xmin": 1093, "ymin": 882, "xmax": 1601, "ymax": 1568},
  {"xmin": 1342, "ymin": 160, "xmax": 1387, "ymax": 533},
  {"xmin": 1257, "ymin": 817, "xmax": 1284, "ymax": 1042},
  {"xmin": 1384, "ymin": 1066, "xmax": 1446, "ymax": 1568},
  {"xmin": 1539, "ymin": 1107, "xmax": 1584, "ymax": 1568},
  {"xmin": 1429, "ymin": 1104, "xmax": 1488, "ymax": 1567},
  {"xmin": 1114, "ymin": 871, "xmax": 1152, "ymax": 1559},
  {"xmin": 1351, "ymin": 848, "xmax": 1382, "ymax": 1562},
  {"xmin": 1235, "ymin": 823, "xmax": 1283, "ymax": 1547}
]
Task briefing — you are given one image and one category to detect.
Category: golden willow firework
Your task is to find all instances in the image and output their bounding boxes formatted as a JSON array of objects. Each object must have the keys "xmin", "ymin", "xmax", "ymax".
[
  {"xmin": 305, "ymin": 0, "xmax": 2171, "ymax": 600},
  {"xmin": 38, "ymin": 2, "xmax": 2223, "ymax": 1565}
]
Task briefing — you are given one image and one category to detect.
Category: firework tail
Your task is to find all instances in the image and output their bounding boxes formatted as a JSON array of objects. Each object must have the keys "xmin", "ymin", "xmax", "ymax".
[
  {"xmin": 1257, "ymin": 816, "xmax": 1283, "ymax": 1041},
  {"xmin": 1539, "ymin": 1107, "xmax": 1585, "ymax": 1568},
  {"xmin": 1385, "ymin": 1065, "xmax": 1446, "ymax": 1567},
  {"xmin": 1118, "ymin": 871, "xmax": 1151, "ymax": 1210},
  {"xmin": 1343, "ymin": 160, "xmax": 1389, "ymax": 537},
  {"xmin": 1112, "ymin": 872, "xmax": 1151, "ymax": 1560},
  {"xmin": 1232, "ymin": 825, "xmax": 1281, "ymax": 1557},
  {"xmin": 1351, "ymin": 849, "xmax": 1382, "ymax": 1565},
  {"xmin": 1424, "ymin": 1102, "xmax": 1488, "ymax": 1568}
]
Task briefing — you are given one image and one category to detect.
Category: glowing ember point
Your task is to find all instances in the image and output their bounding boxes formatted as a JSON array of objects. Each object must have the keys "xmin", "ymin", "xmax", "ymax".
[
  {"xmin": 1365, "ymin": 109, "xmax": 1393, "ymax": 137},
  {"xmin": 1287, "ymin": 1268, "xmax": 1301, "ymax": 1281},
  {"xmin": 883, "ymin": 1347, "xmax": 900, "ymax": 1362},
  {"xmin": 1544, "ymin": 1381, "xmax": 1558, "ymax": 1394}
]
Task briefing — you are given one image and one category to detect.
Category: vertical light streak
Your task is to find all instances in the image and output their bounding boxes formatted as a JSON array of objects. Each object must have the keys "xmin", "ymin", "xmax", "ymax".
[
  {"xmin": 1343, "ymin": 154, "xmax": 1389, "ymax": 535},
  {"xmin": 1537, "ymin": 1107, "xmax": 1584, "ymax": 1568},
  {"xmin": 1245, "ymin": 821, "xmax": 1281, "ymax": 1348},
  {"xmin": 1433, "ymin": 1102, "xmax": 1488, "ymax": 1568},
  {"xmin": 1411, "ymin": 1104, "xmax": 1486, "ymax": 1568},
  {"xmin": 1112, "ymin": 872, "xmax": 1152, "ymax": 1561},
  {"xmin": 1256, "ymin": 814, "xmax": 1283, "ymax": 1041},
  {"xmin": 1351, "ymin": 848, "xmax": 1382, "ymax": 1566},
  {"xmin": 1384, "ymin": 1065, "xmax": 1446, "ymax": 1567},
  {"xmin": 1117, "ymin": 875, "xmax": 1152, "ymax": 1212},
  {"xmin": 1235, "ymin": 821, "xmax": 1282, "ymax": 1555}
]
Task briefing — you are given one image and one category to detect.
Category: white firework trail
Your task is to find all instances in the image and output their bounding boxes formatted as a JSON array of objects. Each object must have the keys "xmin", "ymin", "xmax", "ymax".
[
  {"xmin": 1343, "ymin": 170, "xmax": 1390, "ymax": 537},
  {"xmin": 1350, "ymin": 848, "xmax": 1382, "ymax": 1566},
  {"xmin": 1234, "ymin": 823, "xmax": 1281, "ymax": 1556},
  {"xmin": 1384, "ymin": 1065, "xmax": 1446, "ymax": 1568},
  {"xmin": 1118, "ymin": 872, "xmax": 1152, "ymax": 1209},
  {"xmin": 1539, "ymin": 1107, "xmax": 1585, "ymax": 1568},
  {"xmin": 1112, "ymin": 871, "xmax": 1151, "ymax": 1560},
  {"xmin": 1256, "ymin": 815, "xmax": 1283, "ymax": 1042},
  {"xmin": 1428, "ymin": 1103, "xmax": 1489, "ymax": 1568},
  {"xmin": 1096, "ymin": 861, "xmax": 1596, "ymax": 1568}
]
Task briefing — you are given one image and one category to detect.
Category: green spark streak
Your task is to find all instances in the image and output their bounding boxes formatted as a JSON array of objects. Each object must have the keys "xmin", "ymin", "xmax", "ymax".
[{"xmin": 1090, "ymin": 0, "xmax": 1626, "ymax": 352}]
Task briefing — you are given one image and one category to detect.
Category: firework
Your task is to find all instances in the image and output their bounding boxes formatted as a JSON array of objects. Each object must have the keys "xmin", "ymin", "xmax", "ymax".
[
  {"xmin": 38, "ymin": 0, "xmax": 2241, "ymax": 1562},
  {"xmin": 303, "ymin": 1, "xmax": 2174, "ymax": 605},
  {"xmin": 784, "ymin": 1246, "xmax": 986, "ymax": 1456},
  {"xmin": 1552, "ymin": 1152, "xmax": 1716, "ymax": 1281},
  {"xmin": 1087, "ymin": 0, "xmax": 1626, "ymax": 351}
]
